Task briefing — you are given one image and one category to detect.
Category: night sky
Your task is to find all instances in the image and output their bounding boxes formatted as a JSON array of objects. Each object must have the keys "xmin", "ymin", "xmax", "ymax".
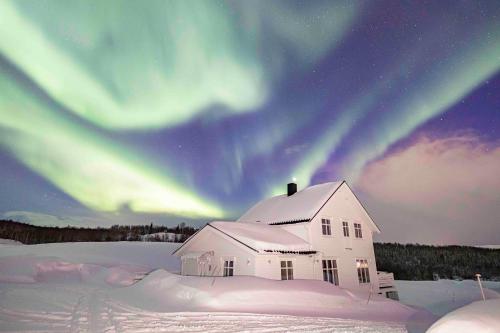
[{"xmin": 0, "ymin": 1, "xmax": 499, "ymax": 245}]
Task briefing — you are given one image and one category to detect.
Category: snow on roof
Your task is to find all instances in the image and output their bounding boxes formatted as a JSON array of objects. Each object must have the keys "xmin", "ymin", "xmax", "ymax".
[
  {"xmin": 237, "ymin": 182, "xmax": 343, "ymax": 225},
  {"xmin": 209, "ymin": 221, "xmax": 312, "ymax": 253}
]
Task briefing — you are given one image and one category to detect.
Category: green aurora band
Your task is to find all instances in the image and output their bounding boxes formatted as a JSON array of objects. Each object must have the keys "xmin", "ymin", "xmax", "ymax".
[
  {"xmin": 0, "ymin": 66, "xmax": 224, "ymax": 218},
  {"xmin": 1, "ymin": 0, "xmax": 499, "ymax": 220}
]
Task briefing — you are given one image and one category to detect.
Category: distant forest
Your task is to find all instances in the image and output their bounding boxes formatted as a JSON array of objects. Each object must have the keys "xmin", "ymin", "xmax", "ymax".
[
  {"xmin": 0, "ymin": 220, "xmax": 197, "ymax": 244},
  {"xmin": 1, "ymin": 220, "xmax": 499, "ymax": 281},
  {"xmin": 375, "ymin": 243, "xmax": 500, "ymax": 281}
]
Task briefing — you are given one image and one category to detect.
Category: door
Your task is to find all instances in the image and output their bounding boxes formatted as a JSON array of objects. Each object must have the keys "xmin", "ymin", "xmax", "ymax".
[{"xmin": 182, "ymin": 257, "xmax": 199, "ymax": 276}]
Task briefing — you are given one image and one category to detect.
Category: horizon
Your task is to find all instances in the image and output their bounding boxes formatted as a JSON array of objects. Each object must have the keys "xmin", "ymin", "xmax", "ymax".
[{"xmin": 0, "ymin": 0, "xmax": 499, "ymax": 246}]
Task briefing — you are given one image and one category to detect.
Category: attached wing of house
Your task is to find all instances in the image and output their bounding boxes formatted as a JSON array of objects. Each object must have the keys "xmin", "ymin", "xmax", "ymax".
[{"xmin": 173, "ymin": 221, "xmax": 314, "ymax": 255}]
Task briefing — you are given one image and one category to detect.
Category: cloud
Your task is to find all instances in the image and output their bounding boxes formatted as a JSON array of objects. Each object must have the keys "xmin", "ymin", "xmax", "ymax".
[{"xmin": 356, "ymin": 134, "xmax": 500, "ymax": 245}]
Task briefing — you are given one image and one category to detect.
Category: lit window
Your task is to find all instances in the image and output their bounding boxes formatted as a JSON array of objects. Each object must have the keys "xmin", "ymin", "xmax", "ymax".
[
  {"xmin": 280, "ymin": 260, "xmax": 293, "ymax": 280},
  {"xmin": 356, "ymin": 259, "xmax": 370, "ymax": 283},
  {"xmin": 223, "ymin": 260, "xmax": 234, "ymax": 277},
  {"xmin": 321, "ymin": 218, "xmax": 331, "ymax": 235},
  {"xmin": 322, "ymin": 259, "xmax": 339, "ymax": 285},
  {"xmin": 342, "ymin": 221, "xmax": 350, "ymax": 237},
  {"xmin": 354, "ymin": 223, "xmax": 363, "ymax": 238}
]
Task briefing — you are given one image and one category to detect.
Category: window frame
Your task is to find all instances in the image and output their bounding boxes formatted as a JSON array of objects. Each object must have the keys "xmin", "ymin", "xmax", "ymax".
[
  {"xmin": 342, "ymin": 221, "xmax": 350, "ymax": 237},
  {"xmin": 322, "ymin": 258, "xmax": 339, "ymax": 286},
  {"xmin": 356, "ymin": 258, "xmax": 370, "ymax": 284},
  {"xmin": 321, "ymin": 218, "xmax": 332, "ymax": 236},
  {"xmin": 354, "ymin": 223, "xmax": 363, "ymax": 239},
  {"xmin": 280, "ymin": 260, "xmax": 294, "ymax": 280},
  {"xmin": 223, "ymin": 259, "xmax": 234, "ymax": 277}
]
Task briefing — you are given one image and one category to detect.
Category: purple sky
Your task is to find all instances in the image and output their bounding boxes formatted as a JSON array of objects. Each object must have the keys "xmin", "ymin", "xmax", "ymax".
[{"xmin": 0, "ymin": 0, "xmax": 499, "ymax": 245}]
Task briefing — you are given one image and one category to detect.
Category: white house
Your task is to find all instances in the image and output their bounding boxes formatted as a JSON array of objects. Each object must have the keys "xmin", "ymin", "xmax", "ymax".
[{"xmin": 173, "ymin": 181, "xmax": 382, "ymax": 292}]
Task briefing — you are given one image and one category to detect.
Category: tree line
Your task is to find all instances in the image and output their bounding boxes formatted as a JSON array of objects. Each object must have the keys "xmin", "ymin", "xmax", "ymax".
[
  {"xmin": 374, "ymin": 242, "xmax": 500, "ymax": 281},
  {"xmin": 0, "ymin": 220, "xmax": 197, "ymax": 244}
]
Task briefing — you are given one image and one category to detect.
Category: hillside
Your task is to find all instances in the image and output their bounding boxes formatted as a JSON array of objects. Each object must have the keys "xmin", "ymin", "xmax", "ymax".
[
  {"xmin": 375, "ymin": 243, "xmax": 500, "ymax": 280},
  {"xmin": 0, "ymin": 220, "xmax": 195, "ymax": 244}
]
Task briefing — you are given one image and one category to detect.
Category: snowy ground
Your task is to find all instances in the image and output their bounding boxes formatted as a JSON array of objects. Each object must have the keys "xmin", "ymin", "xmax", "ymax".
[
  {"xmin": 0, "ymin": 241, "xmax": 498, "ymax": 332},
  {"xmin": 395, "ymin": 280, "xmax": 499, "ymax": 317},
  {"xmin": 0, "ymin": 281, "xmax": 408, "ymax": 332}
]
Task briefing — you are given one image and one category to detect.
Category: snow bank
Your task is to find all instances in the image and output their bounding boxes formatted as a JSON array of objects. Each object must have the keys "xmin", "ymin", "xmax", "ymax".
[
  {"xmin": 427, "ymin": 299, "xmax": 500, "ymax": 333},
  {"xmin": 0, "ymin": 241, "xmax": 180, "ymax": 271},
  {"xmin": 0, "ymin": 242, "xmax": 181, "ymax": 286},
  {"xmin": 112, "ymin": 269, "xmax": 417, "ymax": 323},
  {"xmin": 395, "ymin": 280, "xmax": 500, "ymax": 317},
  {"xmin": 0, "ymin": 256, "xmax": 147, "ymax": 286},
  {"xmin": 0, "ymin": 238, "xmax": 22, "ymax": 245}
]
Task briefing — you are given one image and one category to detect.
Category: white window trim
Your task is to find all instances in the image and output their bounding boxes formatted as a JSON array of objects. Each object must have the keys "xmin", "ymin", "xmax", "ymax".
[
  {"xmin": 222, "ymin": 257, "xmax": 235, "ymax": 277},
  {"xmin": 356, "ymin": 258, "xmax": 371, "ymax": 284},
  {"xmin": 342, "ymin": 220, "xmax": 350, "ymax": 238},
  {"xmin": 320, "ymin": 217, "xmax": 333, "ymax": 237},
  {"xmin": 322, "ymin": 257, "xmax": 339, "ymax": 286},
  {"xmin": 353, "ymin": 222, "xmax": 363, "ymax": 239},
  {"xmin": 280, "ymin": 258, "xmax": 294, "ymax": 280}
]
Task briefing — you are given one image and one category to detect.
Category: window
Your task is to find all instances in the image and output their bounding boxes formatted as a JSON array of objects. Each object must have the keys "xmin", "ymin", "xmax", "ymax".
[
  {"xmin": 385, "ymin": 291, "xmax": 399, "ymax": 301},
  {"xmin": 342, "ymin": 221, "xmax": 350, "ymax": 237},
  {"xmin": 321, "ymin": 218, "xmax": 331, "ymax": 235},
  {"xmin": 354, "ymin": 223, "xmax": 363, "ymax": 238},
  {"xmin": 322, "ymin": 259, "xmax": 339, "ymax": 285},
  {"xmin": 223, "ymin": 260, "xmax": 234, "ymax": 277},
  {"xmin": 280, "ymin": 260, "xmax": 293, "ymax": 280},
  {"xmin": 356, "ymin": 259, "xmax": 370, "ymax": 283}
]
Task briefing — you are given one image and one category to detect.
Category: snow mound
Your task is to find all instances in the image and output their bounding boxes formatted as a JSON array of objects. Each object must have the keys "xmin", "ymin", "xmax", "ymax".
[
  {"xmin": 0, "ymin": 238, "xmax": 22, "ymax": 245},
  {"xmin": 112, "ymin": 269, "xmax": 417, "ymax": 323},
  {"xmin": 0, "ymin": 256, "xmax": 145, "ymax": 286},
  {"xmin": 427, "ymin": 299, "xmax": 500, "ymax": 333},
  {"xmin": 0, "ymin": 241, "xmax": 181, "ymax": 271},
  {"xmin": 0, "ymin": 242, "xmax": 182, "ymax": 286}
]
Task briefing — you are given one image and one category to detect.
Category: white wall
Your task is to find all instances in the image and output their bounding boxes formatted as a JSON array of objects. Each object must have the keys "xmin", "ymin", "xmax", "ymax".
[
  {"xmin": 279, "ymin": 223, "xmax": 310, "ymax": 242},
  {"xmin": 308, "ymin": 183, "xmax": 380, "ymax": 292},
  {"xmin": 255, "ymin": 253, "xmax": 317, "ymax": 280}
]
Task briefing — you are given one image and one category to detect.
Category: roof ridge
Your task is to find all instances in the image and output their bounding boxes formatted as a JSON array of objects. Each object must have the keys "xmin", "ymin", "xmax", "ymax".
[{"xmin": 237, "ymin": 181, "xmax": 344, "ymax": 224}]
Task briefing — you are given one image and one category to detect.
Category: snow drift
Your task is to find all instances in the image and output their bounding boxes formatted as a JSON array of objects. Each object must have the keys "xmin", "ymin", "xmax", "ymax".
[
  {"xmin": 113, "ymin": 269, "xmax": 417, "ymax": 322},
  {"xmin": 427, "ymin": 299, "xmax": 500, "ymax": 333},
  {"xmin": 0, "ymin": 242, "xmax": 181, "ymax": 285}
]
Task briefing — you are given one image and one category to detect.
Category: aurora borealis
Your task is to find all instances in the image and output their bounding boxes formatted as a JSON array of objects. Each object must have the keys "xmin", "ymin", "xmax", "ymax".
[{"xmin": 1, "ymin": 0, "xmax": 499, "ymax": 244}]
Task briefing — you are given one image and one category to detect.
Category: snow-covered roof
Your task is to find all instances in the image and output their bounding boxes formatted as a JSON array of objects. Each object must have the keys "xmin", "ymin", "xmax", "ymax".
[
  {"xmin": 237, "ymin": 182, "xmax": 344, "ymax": 225},
  {"xmin": 208, "ymin": 221, "xmax": 312, "ymax": 253}
]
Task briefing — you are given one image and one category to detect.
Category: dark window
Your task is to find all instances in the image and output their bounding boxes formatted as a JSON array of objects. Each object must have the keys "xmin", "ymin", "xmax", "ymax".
[
  {"xmin": 223, "ymin": 260, "xmax": 234, "ymax": 276},
  {"xmin": 354, "ymin": 223, "xmax": 363, "ymax": 238},
  {"xmin": 280, "ymin": 260, "xmax": 293, "ymax": 280},
  {"xmin": 386, "ymin": 291, "xmax": 399, "ymax": 301},
  {"xmin": 321, "ymin": 218, "xmax": 331, "ymax": 235},
  {"xmin": 322, "ymin": 259, "xmax": 339, "ymax": 285},
  {"xmin": 356, "ymin": 259, "xmax": 370, "ymax": 283},
  {"xmin": 342, "ymin": 221, "xmax": 350, "ymax": 237}
]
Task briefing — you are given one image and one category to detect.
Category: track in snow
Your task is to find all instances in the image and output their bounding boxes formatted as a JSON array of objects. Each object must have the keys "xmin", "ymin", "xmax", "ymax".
[{"xmin": 0, "ymin": 286, "xmax": 406, "ymax": 333}]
